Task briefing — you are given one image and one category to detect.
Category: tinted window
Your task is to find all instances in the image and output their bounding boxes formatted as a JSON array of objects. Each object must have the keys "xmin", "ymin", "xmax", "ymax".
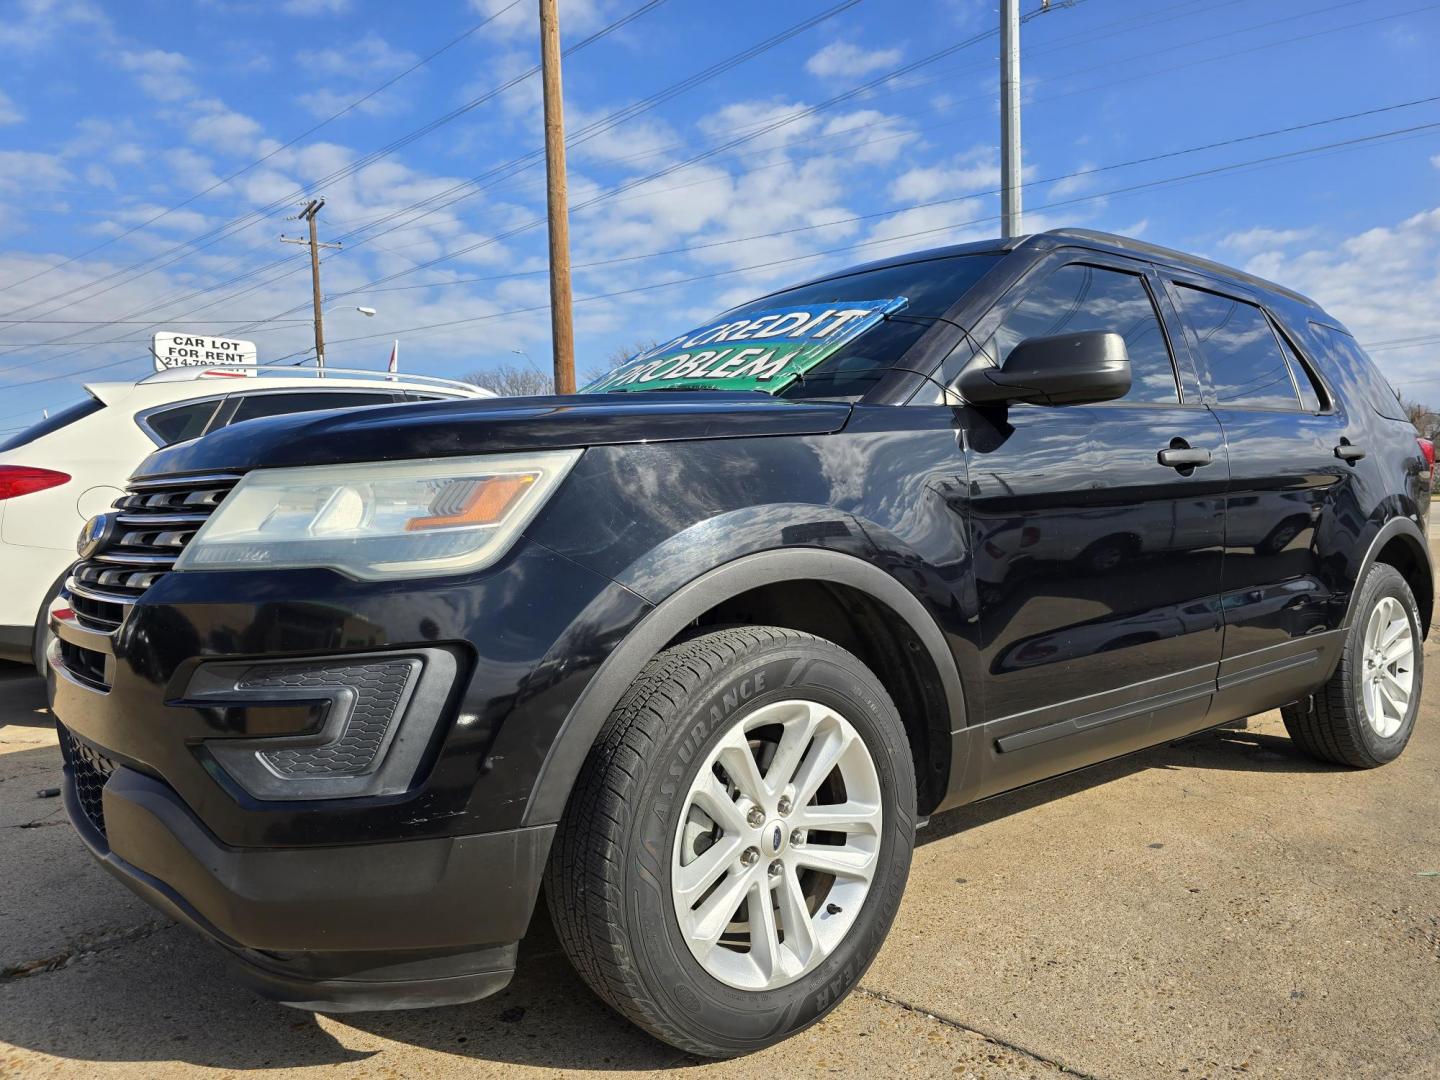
[
  {"xmin": 988, "ymin": 264, "xmax": 1180, "ymax": 403},
  {"xmin": 1309, "ymin": 324, "xmax": 1406, "ymax": 421},
  {"xmin": 1274, "ymin": 328, "xmax": 1326, "ymax": 413},
  {"xmin": 1174, "ymin": 285, "xmax": 1299, "ymax": 409},
  {"xmin": 142, "ymin": 399, "xmax": 221, "ymax": 446},
  {"xmin": 721, "ymin": 254, "xmax": 1002, "ymax": 399},
  {"xmin": 227, "ymin": 391, "xmax": 398, "ymax": 426},
  {"xmin": 0, "ymin": 395, "xmax": 104, "ymax": 453}
]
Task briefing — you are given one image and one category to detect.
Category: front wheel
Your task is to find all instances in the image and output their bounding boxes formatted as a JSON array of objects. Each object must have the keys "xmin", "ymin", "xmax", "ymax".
[{"xmin": 545, "ymin": 626, "xmax": 917, "ymax": 1057}]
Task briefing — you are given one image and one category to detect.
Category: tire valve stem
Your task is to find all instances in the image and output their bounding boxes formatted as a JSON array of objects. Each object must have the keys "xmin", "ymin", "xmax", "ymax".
[{"xmin": 826, "ymin": 903, "xmax": 842, "ymax": 916}]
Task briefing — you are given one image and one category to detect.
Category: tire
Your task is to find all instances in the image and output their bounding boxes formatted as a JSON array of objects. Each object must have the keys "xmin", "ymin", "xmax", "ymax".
[
  {"xmin": 1282, "ymin": 563, "xmax": 1423, "ymax": 768},
  {"xmin": 31, "ymin": 573, "xmax": 66, "ymax": 676},
  {"xmin": 545, "ymin": 626, "xmax": 917, "ymax": 1057}
]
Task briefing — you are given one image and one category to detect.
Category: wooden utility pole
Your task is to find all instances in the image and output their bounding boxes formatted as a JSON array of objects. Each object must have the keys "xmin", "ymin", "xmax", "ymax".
[
  {"xmin": 281, "ymin": 198, "xmax": 341, "ymax": 370},
  {"xmin": 539, "ymin": 0, "xmax": 576, "ymax": 393},
  {"xmin": 999, "ymin": 0, "xmax": 1023, "ymax": 238}
]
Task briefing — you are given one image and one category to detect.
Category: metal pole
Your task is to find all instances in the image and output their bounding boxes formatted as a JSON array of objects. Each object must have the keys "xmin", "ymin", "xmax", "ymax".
[
  {"xmin": 281, "ymin": 199, "xmax": 340, "ymax": 371},
  {"xmin": 306, "ymin": 204, "xmax": 326, "ymax": 370},
  {"xmin": 1000, "ymin": 0, "xmax": 1023, "ymax": 239},
  {"xmin": 539, "ymin": 0, "xmax": 576, "ymax": 394}
]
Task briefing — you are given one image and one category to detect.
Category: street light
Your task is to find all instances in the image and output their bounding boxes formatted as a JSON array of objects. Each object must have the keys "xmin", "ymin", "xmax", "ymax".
[{"xmin": 356, "ymin": 306, "xmax": 377, "ymax": 317}]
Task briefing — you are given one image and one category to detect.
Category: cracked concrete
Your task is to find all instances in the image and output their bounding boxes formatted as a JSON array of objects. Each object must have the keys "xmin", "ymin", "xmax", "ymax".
[{"xmin": 1, "ymin": 533, "xmax": 1438, "ymax": 1077}]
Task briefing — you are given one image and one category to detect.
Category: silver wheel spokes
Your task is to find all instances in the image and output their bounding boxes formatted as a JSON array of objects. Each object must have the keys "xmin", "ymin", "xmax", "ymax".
[
  {"xmin": 1361, "ymin": 595, "xmax": 1414, "ymax": 738},
  {"xmin": 670, "ymin": 698, "xmax": 882, "ymax": 991}
]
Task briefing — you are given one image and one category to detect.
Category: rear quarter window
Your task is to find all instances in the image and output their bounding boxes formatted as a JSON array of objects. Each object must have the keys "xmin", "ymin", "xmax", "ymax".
[{"xmin": 1307, "ymin": 324, "xmax": 1407, "ymax": 422}]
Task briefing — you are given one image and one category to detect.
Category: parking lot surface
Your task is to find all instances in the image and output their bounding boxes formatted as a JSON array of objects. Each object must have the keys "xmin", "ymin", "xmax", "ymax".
[{"xmin": 3, "ymin": 538, "xmax": 1439, "ymax": 1078}]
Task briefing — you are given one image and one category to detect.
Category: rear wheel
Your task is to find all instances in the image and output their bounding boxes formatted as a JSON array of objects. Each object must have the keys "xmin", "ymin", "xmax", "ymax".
[
  {"xmin": 545, "ymin": 626, "xmax": 917, "ymax": 1057},
  {"xmin": 1283, "ymin": 563, "xmax": 1422, "ymax": 767}
]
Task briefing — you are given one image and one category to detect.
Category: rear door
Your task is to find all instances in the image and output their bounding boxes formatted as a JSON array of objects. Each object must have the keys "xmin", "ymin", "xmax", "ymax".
[
  {"xmin": 1162, "ymin": 274, "xmax": 1356, "ymax": 715},
  {"xmin": 961, "ymin": 251, "xmax": 1228, "ymax": 796}
]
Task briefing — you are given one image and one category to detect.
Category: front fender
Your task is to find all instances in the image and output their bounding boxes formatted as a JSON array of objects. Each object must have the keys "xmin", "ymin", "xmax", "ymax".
[{"xmin": 519, "ymin": 547, "xmax": 967, "ymax": 827}]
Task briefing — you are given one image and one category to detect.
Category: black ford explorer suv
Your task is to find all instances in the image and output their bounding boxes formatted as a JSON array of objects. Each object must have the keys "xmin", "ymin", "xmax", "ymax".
[{"xmin": 50, "ymin": 229, "xmax": 1432, "ymax": 1057}]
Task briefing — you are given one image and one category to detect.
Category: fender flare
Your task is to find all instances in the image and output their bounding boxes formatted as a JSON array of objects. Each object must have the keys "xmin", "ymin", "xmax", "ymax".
[
  {"xmin": 1343, "ymin": 515, "xmax": 1433, "ymax": 633},
  {"xmin": 520, "ymin": 547, "xmax": 966, "ymax": 827}
]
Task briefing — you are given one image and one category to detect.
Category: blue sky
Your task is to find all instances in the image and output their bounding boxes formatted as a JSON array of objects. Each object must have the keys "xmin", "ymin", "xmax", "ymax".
[{"xmin": 1, "ymin": 0, "xmax": 1438, "ymax": 432}]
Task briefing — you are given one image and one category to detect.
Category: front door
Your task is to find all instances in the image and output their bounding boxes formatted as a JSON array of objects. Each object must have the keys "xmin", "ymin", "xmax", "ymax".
[{"xmin": 960, "ymin": 253, "xmax": 1228, "ymax": 795}]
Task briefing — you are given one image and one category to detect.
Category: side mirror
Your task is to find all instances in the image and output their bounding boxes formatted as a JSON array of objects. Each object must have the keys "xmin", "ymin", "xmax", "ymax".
[{"xmin": 957, "ymin": 330, "xmax": 1131, "ymax": 407}]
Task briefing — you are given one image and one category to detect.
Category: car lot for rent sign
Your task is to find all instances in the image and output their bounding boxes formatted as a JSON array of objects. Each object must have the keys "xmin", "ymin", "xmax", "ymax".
[{"xmin": 151, "ymin": 332, "xmax": 258, "ymax": 371}]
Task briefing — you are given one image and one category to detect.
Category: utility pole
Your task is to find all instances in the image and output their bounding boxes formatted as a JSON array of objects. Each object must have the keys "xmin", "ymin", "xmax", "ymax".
[
  {"xmin": 281, "ymin": 198, "xmax": 341, "ymax": 370},
  {"xmin": 999, "ymin": 0, "xmax": 1023, "ymax": 239},
  {"xmin": 539, "ymin": 0, "xmax": 576, "ymax": 394}
]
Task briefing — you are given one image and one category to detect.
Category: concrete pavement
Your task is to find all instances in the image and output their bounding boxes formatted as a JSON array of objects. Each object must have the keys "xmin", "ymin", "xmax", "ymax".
[{"xmin": 3, "ymin": 547, "xmax": 1439, "ymax": 1076}]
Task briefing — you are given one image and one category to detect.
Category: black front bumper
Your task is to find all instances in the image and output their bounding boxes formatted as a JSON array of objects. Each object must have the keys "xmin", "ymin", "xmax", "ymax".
[
  {"xmin": 58, "ymin": 724, "xmax": 553, "ymax": 1009},
  {"xmin": 42, "ymin": 543, "xmax": 634, "ymax": 1010}
]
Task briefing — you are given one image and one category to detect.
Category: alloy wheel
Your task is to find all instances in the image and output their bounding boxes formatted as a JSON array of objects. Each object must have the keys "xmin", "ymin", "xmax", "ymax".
[
  {"xmin": 1361, "ymin": 595, "xmax": 1414, "ymax": 738},
  {"xmin": 669, "ymin": 698, "xmax": 883, "ymax": 991}
]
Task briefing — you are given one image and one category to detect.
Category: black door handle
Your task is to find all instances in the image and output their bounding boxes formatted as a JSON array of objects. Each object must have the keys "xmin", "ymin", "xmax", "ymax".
[
  {"xmin": 1158, "ymin": 446, "xmax": 1213, "ymax": 469},
  {"xmin": 1334, "ymin": 443, "xmax": 1366, "ymax": 462}
]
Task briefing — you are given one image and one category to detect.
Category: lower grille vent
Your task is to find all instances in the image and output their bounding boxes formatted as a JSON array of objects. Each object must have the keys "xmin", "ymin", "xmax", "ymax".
[{"xmin": 59, "ymin": 724, "xmax": 116, "ymax": 837}]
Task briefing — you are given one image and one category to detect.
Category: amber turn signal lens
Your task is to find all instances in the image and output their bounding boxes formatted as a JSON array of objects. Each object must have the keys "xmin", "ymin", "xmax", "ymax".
[{"xmin": 405, "ymin": 473, "xmax": 537, "ymax": 532}]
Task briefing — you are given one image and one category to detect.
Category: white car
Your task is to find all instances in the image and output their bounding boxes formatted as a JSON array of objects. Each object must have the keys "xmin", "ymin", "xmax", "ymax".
[{"xmin": 0, "ymin": 366, "xmax": 491, "ymax": 670}]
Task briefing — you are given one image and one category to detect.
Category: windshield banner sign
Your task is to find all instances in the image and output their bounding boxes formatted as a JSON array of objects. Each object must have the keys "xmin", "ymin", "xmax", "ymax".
[{"xmin": 583, "ymin": 298, "xmax": 909, "ymax": 394}]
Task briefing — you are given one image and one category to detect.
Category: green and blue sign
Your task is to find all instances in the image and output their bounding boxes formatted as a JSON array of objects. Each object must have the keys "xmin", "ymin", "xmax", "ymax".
[{"xmin": 583, "ymin": 298, "xmax": 909, "ymax": 394}]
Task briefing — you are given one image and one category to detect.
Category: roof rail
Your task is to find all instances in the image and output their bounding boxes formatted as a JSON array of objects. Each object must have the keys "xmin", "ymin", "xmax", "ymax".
[{"xmin": 138, "ymin": 364, "xmax": 493, "ymax": 396}]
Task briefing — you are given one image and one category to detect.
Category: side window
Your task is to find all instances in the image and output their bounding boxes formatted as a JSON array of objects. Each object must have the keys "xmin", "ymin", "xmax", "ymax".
[
  {"xmin": 1272, "ymin": 325, "xmax": 1326, "ymax": 413},
  {"xmin": 1172, "ymin": 285, "xmax": 1299, "ymax": 409},
  {"xmin": 1309, "ymin": 324, "xmax": 1407, "ymax": 421},
  {"xmin": 141, "ymin": 400, "xmax": 220, "ymax": 446},
  {"xmin": 226, "ymin": 391, "xmax": 399, "ymax": 426},
  {"xmin": 988, "ymin": 263, "xmax": 1180, "ymax": 404}
]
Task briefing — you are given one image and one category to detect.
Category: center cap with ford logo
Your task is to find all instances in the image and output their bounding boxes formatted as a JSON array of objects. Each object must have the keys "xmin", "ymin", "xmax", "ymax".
[
  {"xmin": 769, "ymin": 822, "xmax": 785, "ymax": 855},
  {"xmin": 76, "ymin": 512, "xmax": 117, "ymax": 561}
]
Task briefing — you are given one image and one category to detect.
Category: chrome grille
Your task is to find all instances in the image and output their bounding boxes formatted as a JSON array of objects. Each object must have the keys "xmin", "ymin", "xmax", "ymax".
[{"xmin": 68, "ymin": 472, "xmax": 241, "ymax": 633}]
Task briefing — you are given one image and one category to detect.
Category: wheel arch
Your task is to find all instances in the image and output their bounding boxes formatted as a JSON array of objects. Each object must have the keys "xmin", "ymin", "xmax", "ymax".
[
  {"xmin": 521, "ymin": 548, "xmax": 967, "ymax": 826},
  {"xmin": 1347, "ymin": 517, "xmax": 1433, "ymax": 639}
]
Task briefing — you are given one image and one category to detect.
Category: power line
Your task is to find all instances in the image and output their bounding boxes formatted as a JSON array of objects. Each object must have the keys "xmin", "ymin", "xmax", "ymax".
[
  {"xmin": 234, "ymin": 121, "xmax": 1440, "ymax": 364},
  {"xmin": 0, "ymin": 0, "xmax": 526, "ymax": 307},
  {"xmin": 0, "ymin": 0, "xmax": 671, "ymax": 330},
  {"xmin": 0, "ymin": 0, "xmax": 834, "ymax": 375},
  {"xmin": 348, "ymin": 95, "xmax": 1440, "ymax": 296}
]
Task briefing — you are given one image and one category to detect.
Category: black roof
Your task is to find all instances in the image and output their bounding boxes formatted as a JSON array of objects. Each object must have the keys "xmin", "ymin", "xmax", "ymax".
[{"xmin": 771, "ymin": 227, "xmax": 1321, "ymax": 312}]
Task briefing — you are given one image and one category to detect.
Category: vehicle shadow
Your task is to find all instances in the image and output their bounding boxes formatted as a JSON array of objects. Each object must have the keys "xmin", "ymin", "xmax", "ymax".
[
  {"xmin": 919, "ymin": 721, "xmax": 1334, "ymax": 846},
  {"xmin": 0, "ymin": 661, "xmax": 50, "ymax": 729},
  {"xmin": 0, "ymin": 721, "xmax": 1336, "ymax": 1073}
]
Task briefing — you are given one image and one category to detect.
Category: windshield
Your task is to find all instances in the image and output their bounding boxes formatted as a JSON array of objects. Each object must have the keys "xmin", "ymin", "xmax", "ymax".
[
  {"xmin": 0, "ymin": 394, "xmax": 105, "ymax": 454},
  {"xmin": 581, "ymin": 253, "xmax": 1001, "ymax": 400}
]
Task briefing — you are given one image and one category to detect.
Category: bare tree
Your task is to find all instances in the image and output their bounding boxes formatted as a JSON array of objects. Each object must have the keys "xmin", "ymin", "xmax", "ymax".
[
  {"xmin": 1400, "ymin": 394, "xmax": 1440, "ymax": 440},
  {"xmin": 462, "ymin": 363, "xmax": 556, "ymax": 397},
  {"xmin": 465, "ymin": 344, "xmax": 652, "ymax": 397}
]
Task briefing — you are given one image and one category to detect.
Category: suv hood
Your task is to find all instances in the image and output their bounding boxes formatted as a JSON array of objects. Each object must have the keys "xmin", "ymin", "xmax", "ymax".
[{"xmin": 137, "ymin": 392, "xmax": 853, "ymax": 477}]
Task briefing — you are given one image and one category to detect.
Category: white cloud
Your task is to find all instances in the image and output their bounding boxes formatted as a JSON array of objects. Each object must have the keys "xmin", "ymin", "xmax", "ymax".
[
  {"xmin": 1049, "ymin": 163, "xmax": 1099, "ymax": 199},
  {"xmin": 281, "ymin": 0, "xmax": 351, "ymax": 14},
  {"xmin": 467, "ymin": 0, "xmax": 609, "ymax": 39},
  {"xmin": 1237, "ymin": 208, "xmax": 1440, "ymax": 398},
  {"xmin": 805, "ymin": 41, "xmax": 903, "ymax": 80},
  {"xmin": 296, "ymin": 32, "xmax": 415, "ymax": 78},
  {"xmin": 296, "ymin": 88, "xmax": 396, "ymax": 119},
  {"xmin": 118, "ymin": 48, "xmax": 198, "ymax": 102},
  {"xmin": 0, "ymin": 151, "xmax": 72, "ymax": 194},
  {"xmin": 1220, "ymin": 226, "xmax": 1314, "ymax": 254},
  {"xmin": 0, "ymin": 89, "xmax": 23, "ymax": 126},
  {"xmin": 890, "ymin": 148, "xmax": 998, "ymax": 203},
  {"xmin": 187, "ymin": 100, "xmax": 265, "ymax": 154},
  {"xmin": 0, "ymin": 0, "xmax": 112, "ymax": 51}
]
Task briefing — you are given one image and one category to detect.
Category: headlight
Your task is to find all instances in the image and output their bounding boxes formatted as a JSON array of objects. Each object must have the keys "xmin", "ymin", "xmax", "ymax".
[{"xmin": 174, "ymin": 450, "xmax": 581, "ymax": 580}]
